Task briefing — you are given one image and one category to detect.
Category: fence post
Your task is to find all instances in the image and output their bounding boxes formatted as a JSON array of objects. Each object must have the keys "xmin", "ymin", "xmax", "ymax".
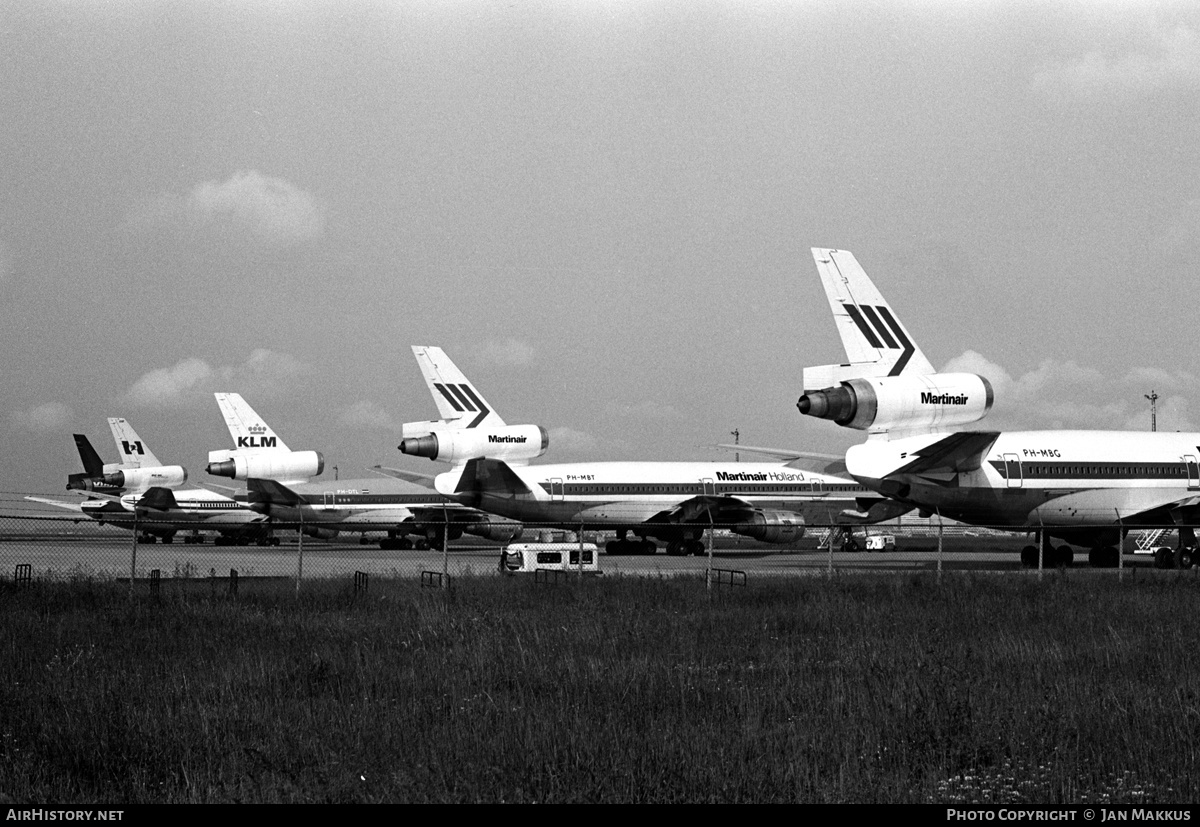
[
  {"xmin": 936, "ymin": 508, "xmax": 943, "ymax": 582},
  {"xmin": 129, "ymin": 500, "xmax": 138, "ymax": 598},
  {"xmin": 441, "ymin": 506, "xmax": 449, "ymax": 589},
  {"xmin": 295, "ymin": 513, "xmax": 304, "ymax": 595}
]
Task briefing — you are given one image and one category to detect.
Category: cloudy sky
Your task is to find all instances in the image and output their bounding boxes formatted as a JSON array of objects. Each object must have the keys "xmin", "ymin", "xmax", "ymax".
[{"xmin": 4, "ymin": 0, "xmax": 1200, "ymax": 495}]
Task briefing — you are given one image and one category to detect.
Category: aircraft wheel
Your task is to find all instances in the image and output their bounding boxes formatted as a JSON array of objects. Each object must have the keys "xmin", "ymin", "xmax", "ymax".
[
  {"xmin": 1154, "ymin": 546, "xmax": 1175, "ymax": 569},
  {"xmin": 605, "ymin": 540, "xmax": 624, "ymax": 556},
  {"xmin": 666, "ymin": 541, "xmax": 685, "ymax": 556},
  {"xmin": 640, "ymin": 540, "xmax": 656, "ymax": 555},
  {"xmin": 1175, "ymin": 546, "xmax": 1196, "ymax": 570},
  {"xmin": 1020, "ymin": 545, "xmax": 1039, "ymax": 568},
  {"xmin": 1054, "ymin": 545, "xmax": 1073, "ymax": 568},
  {"xmin": 1089, "ymin": 546, "xmax": 1119, "ymax": 568},
  {"xmin": 688, "ymin": 540, "xmax": 706, "ymax": 556}
]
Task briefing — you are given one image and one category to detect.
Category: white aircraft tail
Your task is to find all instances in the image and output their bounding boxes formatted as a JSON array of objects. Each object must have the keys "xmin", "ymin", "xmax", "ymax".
[
  {"xmin": 410, "ymin": 346, "xmax": 506, "ymax": 430},
  {"xmin": 214, "ymin": 393, "xmax": 290, "ymax": 453},
  {"xmin": 803, "ymin": 248, "xmax": 935, "ymax": 390},
  {"xmin": 107, "ymin": 418, "xmax": 163, "ymax": 468}
]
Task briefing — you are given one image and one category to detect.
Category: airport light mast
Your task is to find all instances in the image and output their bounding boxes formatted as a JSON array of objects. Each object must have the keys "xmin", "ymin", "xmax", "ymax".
[
  {"xmin": 730, "ymin": 429, "xmax": 739, "ymax": 463},
  {"xmin": 1145, "ymin": 390, "xmax": 1159, "ymax": 432}
]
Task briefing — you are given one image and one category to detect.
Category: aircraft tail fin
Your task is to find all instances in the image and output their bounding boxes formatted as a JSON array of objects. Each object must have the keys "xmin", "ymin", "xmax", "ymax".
[
  {"xmin": 73, "ymin": 434, "xmax": 105, "ymax": 477},
  {"xmin": 214, "ymin": 393, "xmax": 289, "ymax": 453},
  {"xmin": 803, "ymin": 248, "xmax": 936, "ymax": 389},
  {"xmin": 107, "ymin": 418, "xmax": 163, "ymax": 467},
  {"xmin": 411, "ymin": 346, "xmax": 506, "ymax": 429}
]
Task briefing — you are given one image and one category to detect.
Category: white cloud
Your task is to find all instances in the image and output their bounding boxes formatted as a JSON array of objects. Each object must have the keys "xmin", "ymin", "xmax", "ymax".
[
  {"xmin": 476, "ymin": 338, "xmax": 535, "ymax": 367},
  {"xmin": 10, "ymin": 402, "xmax": 73, "ymax": 433},
  {"xmin": 1033, "ymin": 23, "xmax": 1200, "ymax": 98},
  {"xmin": 339, "ymin": 400, "xmax": 399, "ymax": 431},
  {"xmin": 548, "ymin": 426, "xmax": 602, "ymax": 455},
  {"xmin": 942, "ymin": 350, "xmax": 1197, "ymax": 432},
  {"xmin": 122, "ymin": 350, "xmax": 308, "ymax": 408},
  {"xmin": 128, "ymin": 170, "xmax": 325, "ymax": 246}
]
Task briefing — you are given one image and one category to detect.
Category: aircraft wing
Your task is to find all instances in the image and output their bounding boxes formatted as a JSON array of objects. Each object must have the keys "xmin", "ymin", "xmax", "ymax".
[{"xmin": 371, "ymin": 465, "xmax": 438, "ymax": 487}]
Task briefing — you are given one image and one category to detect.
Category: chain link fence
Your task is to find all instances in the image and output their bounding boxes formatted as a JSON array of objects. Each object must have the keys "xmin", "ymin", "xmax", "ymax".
[{"xmin": 3, "ymin": 490, "xmax": 1191, "ymax": 584}]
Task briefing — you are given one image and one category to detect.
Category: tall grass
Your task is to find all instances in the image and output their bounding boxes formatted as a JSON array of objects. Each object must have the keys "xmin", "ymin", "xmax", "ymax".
[{"xmin": 0, "ymin": 572, "xmax": 1196, "ymax": 803}]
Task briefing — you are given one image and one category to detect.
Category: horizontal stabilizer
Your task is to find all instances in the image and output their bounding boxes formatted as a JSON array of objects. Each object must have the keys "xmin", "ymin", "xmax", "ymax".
[
  {"xmin": 894, "ymin": 432, "xmax": 1002, "ymax": 476},
  {"xmin": 137, "ymin": 487, "xmax": 179, "ymax": 511},
  {"xmin": 455, "ymin": 458, "xmax": 533, "ymax": 497},
  {"xmin": 247, "ymin": 477, "xmax": 306, "ymax": 507},
  {"xmin": 371, "ymin": 465, "xmax": 438, "ymax": 486}
]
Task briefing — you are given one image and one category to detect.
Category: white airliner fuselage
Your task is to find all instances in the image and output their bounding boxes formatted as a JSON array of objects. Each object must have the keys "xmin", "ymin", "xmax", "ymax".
[
  {"xmin": 435, "ymin": 458, "xmax": 906, "ymax": 555},
  {"xmin": 849, "ymin": 430, "xmax": 1200, "ymax": 535}
]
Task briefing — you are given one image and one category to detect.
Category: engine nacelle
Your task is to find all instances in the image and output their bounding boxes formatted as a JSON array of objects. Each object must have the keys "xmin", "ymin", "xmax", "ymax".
[
  {"xmin": 300, "ymin": 525, "xmax": 339, "ymax": 541},
  {"xmin": 399, "ymin": 424, "xmax": 548, "ymax": 464},
  {"xmin": 732, "ymin": 510, "xmax": 805, "ymax": 544},
  {"xmin": 797, "ymin": 373, "xmax": 993, "ymax": 433},
  {"xmin": 206, "ymin": 450, "xmax": 324, "ymax": 483},
  {"xmin": 100, "ymin": 465, "xmax": 189, "ymax": 490},
  {"xmin": 465, "ymin": 515, "xmax": 524, "ymax": 543}
]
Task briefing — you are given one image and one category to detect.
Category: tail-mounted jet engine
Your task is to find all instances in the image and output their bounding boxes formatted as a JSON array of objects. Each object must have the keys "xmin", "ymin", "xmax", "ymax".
[
  {"xmin": 398, "ymin": 424, "xmax": 548, "ymax": 464},
  {"xmin": 206, "ymin": 451, "xmax": 324, "ymax": 482},
  {"xmin": 67, "ymin": 465, "xmax": 188, "ymax": 492},
  {"xmin": 797, "ymin": 373, "xmax": 993, "ymax": 433}
]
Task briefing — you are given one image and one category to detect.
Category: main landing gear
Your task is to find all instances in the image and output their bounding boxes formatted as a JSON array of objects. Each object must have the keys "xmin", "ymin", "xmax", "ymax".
[
  {"xmin": 604, "ymin": 529, "xmax": 657, "ymax": 556},
  {"xmin": 665, "ymin": 540, "xmax": 706, "ymax": 557}
]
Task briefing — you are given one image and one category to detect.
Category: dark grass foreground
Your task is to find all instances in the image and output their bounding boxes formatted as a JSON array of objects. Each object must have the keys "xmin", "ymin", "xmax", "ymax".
[{"xmin": 1, "ymin": 572, "xmax": 1197, "ymax": 803}]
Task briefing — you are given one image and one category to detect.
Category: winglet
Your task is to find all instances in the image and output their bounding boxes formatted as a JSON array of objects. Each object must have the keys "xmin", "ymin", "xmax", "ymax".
[{"xmin": 804, "ymin": 248, "xmax": 935, "ymax": 390}]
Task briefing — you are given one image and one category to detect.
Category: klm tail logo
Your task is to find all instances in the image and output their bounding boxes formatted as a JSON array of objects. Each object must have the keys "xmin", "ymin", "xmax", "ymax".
[
  {"xmin": 434, "ymin": 383, "xmax": 491, "ymax": 428},
  {"xmin": 237, "ymin": 436, "xmax": 277, "ymax": 448},
  {"xmin": 121, "ymin": 441, "xmax": 144, "ymax": 456},
  {"xmin": 844, "ymin": 303, "xmax": 916, "ymax": 376}
]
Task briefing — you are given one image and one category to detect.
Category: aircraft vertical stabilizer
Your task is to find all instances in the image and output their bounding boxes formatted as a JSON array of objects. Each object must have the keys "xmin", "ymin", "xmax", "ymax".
[
  {"xmin": 214, "ymin": 392, "xmax": 290, "ymax": 453},
  {"xmin": 107, "ymin": 417, "xmax": 164, "ymax": 468},
  {"xmin": 804, "ymin": 248, "xmax": 936, "ymax": 391},
  {"xmin": 411, "ymin": 346, "xmax": 506, "ymax": 430}
]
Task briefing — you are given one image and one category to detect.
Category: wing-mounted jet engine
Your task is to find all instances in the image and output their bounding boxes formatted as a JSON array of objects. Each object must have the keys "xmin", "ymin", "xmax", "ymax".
[
  {"xmin": 399, "ymin": 346, "xmax": 549, "ymax": 464},
  {"xmin": 205, "ymin": 393, "xmax": 324, "ymax": 484}
]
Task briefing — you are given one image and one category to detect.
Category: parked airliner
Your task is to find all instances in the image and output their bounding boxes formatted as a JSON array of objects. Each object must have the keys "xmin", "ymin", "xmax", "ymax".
[
  {"xmin": 402, "ymin": 347, "xmax": 908, "ymax": 555},
  {"xmin": 796, "ymin": 247, "xmax": 1200, "ymax": 568}
]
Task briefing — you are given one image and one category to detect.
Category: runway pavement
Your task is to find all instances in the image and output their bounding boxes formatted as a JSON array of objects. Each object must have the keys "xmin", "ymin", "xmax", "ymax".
[{"xmin": 0, "ymin": 532, "xmax": 1160, "ymax": 581}]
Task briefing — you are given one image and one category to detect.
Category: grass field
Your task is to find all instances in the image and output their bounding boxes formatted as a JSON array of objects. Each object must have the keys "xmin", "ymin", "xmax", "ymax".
[{"xmin": 1, "ymin": 571, "xmax": 1197, "ymax": 803}]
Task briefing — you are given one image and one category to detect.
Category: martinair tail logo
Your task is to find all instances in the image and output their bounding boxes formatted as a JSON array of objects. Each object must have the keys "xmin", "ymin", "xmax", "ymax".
[
  {"xmin": 433, "ymin": 383, "xmax": 491, "ymax": 428},
  {"xmin": 843, "ymin": 302, "xmax": 916, "ymax": 376}
]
